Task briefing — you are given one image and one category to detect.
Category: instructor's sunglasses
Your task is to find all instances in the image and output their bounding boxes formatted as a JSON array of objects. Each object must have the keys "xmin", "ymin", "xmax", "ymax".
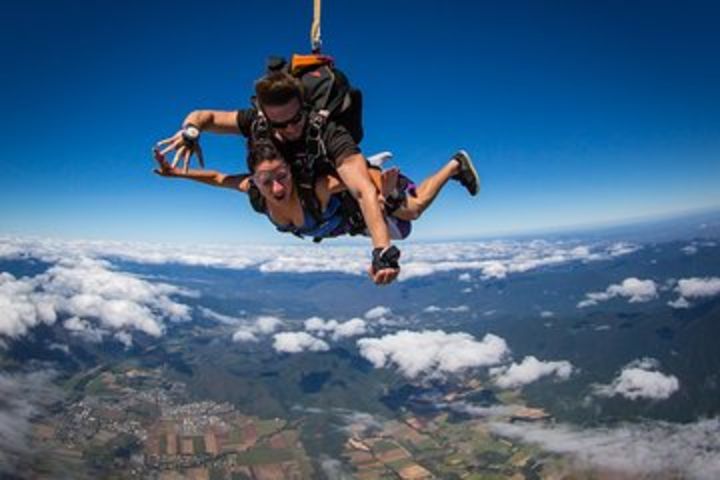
[{"xmin": 268, "ymin": 108, "xmax": 305, "ymax": 129}]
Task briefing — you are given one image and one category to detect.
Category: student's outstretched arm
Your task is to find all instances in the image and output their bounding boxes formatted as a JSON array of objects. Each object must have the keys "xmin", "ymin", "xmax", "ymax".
[{"xmin": 153, "ymin": 149, "xmax": 251, "ymax": 193}]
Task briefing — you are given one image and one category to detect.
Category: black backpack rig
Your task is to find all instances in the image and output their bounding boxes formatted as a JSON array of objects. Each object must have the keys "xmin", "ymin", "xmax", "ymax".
[{"xmin": 247, "ymin": 53, "xmax": 367, "ymax": 242}]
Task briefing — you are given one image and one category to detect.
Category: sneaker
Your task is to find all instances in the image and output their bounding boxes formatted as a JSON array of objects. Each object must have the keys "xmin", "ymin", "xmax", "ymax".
[
  {"xmin": 451, "ymin": 150, "xmax": 480, "ymax": 196},
  {"xmin": 367, "ymin": 151, "xmax": 393, "ymax": 168}
]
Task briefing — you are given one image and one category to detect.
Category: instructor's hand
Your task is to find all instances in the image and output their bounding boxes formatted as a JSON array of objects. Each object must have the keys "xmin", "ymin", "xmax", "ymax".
[
  {"xmin": 368, "ymin": 246, "xmax": 401, "ymax": 286},
  {"xmin": 369, "ymin": 266, "xmax": 400, "ymax": 285}
]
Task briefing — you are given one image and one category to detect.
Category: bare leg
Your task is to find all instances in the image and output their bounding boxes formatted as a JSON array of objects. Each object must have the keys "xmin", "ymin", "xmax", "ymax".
[{"xmin": 392, "ymin": 159, "xmax": 461, "ymax": 221}]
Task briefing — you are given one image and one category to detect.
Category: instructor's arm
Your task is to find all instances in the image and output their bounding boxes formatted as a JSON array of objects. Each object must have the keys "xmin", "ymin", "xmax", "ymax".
[{"xmin": 336, "ymin": 152, "xmax": 399, "ymax": 285}]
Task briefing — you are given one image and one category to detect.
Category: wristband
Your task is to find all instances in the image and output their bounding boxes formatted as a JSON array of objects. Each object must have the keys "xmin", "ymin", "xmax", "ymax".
[{"xmin": 372, "ymin": 245, "xmax": 401, "ymax": 272}]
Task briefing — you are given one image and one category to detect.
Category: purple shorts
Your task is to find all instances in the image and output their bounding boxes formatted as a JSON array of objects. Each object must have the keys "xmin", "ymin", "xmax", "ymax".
[{"xmin": 385, "ymin": 172, "xmax": 416, "ymax": 240}]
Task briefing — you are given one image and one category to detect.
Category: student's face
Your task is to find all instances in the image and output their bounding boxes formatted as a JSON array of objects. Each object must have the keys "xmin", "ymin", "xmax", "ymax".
[
  {"xmin": 263, "ymin": 97, "xmax": 306, "ymax": 142},
  {"xmin": 253, "ymin": 158, "xmax": 292, "ymax": 202}
]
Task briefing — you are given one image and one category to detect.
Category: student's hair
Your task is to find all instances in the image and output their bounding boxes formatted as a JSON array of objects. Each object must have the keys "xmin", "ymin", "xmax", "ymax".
[
  {"xmin": 247, "ymin": 140, "xmax": 285, "ymax": 173},
  {"xmin": 255, "ymin": 72, "xmax": 303, "ymax": 107}
]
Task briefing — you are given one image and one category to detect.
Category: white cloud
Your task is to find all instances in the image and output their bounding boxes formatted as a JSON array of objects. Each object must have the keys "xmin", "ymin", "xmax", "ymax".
[
  {"xmin": 232, "ymin": 329, "xmax": 258, "ymax": 343},
  {"xmin": 0, "ymin": 273, "xmax": 56, "ymax": 338},
  {"xmin": 668, "ymin": 277, "xmax": 720, "ymax": 309},
  {"xmin": 227, "ymin": 314, "xmax": 283, "ymax": 343},
  {"xmin": 0, "ymin": 371, "xmax": 62, "ymax": 476},
  {"xmin": 490, "ymin": 418, "xmax": 720, "ymax": 480},
  {"xmin": 540, "ymin": 311, "xmax": 554, "ymax": 318},
  {"xmin": 319, "ymin": 456, "xmax": 354, "ymax": 480},
  {"xmin": 492, "ymin": 356, "xmax": 574, "ymax": 389},
  {"xmin": 305, "ymin": 316, "xmax": 335, "ymax": 332},
  {"xmin": 458, "ymin": 273, "xmax": 472, "ymax": 282},
  {"xmin": 113, "ymin": 331, "xmax": 133, "ymax": 348},
  {"xmin": 273, "ymin": 332, "xmax": 329, "ymax": 353},
  {"xmin": 478, "ymin": 261, "xmax": 507, "ymax": 279},
  {"xmin": 304, "ymin": 316, "xmax": 367, "ymax": 340},
  {"xmin": 668, "ymin": 297, "xmax": 691, "ymax": 309},
  {"xmin": 423, "ymin": 305, "xmax": 469, "ymax": 314},
  {"xmin": 0, "ymin": 255, "xmax": 193, "ymax": 341},
  {"xmin": 364, "ymin": 306, "xmax": 391, "ymax": 320},
  {"xmin": 332, "ymin": 318, "xmax": 367, "ymax": 340},
  {"xmin": 48, "ymin": 343, "xmax": 69, "ymax": 354},
  {"xmin": 444, "ymin": 402, "xmax": 518, "ymax": 418},
  {"xmin": 578, "ymin": 277, "xmax": 658, "ymax": 308},
  {"xmin": 198, "ymin": 307, "xmax": 243, "ymax": 325},
  {"xmin": 337, "ymin": 411, "xmax": 385, "ymax": 436},
  {"xmin": 675, "ymin": 277, "xmax": 720, "ymax": 298},
  {"xmin": 357, "ymin": 330, "xmax": 509, "ymax": 379},
  {"xmin": 63, "ymin": 316, "xmax": 106, "ymax": 342},
  {"xmin": 594, "ymin": 358, "xmax": 679, "ymax": 400},
  {"xmin": 255, "ymin": 315, "xmax": 282, "ymax": 334}
]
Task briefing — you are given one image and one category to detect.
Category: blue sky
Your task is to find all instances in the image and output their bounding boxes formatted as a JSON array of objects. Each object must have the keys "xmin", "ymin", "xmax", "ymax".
[{"xmin": 1, "ymin": 0, "xmax": 719, "ymax": 244}]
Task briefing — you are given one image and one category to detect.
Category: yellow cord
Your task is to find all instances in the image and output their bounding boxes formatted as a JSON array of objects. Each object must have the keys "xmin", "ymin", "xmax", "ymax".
[{"xmin": 311, "ymin": 0, "xmax": 322, "ymax": 52}]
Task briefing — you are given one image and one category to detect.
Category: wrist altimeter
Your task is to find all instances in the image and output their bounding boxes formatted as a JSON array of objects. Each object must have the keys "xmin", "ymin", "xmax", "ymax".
[{"xmin": 181, "ymin": 124, "xmax": 200, "ymax": 147}]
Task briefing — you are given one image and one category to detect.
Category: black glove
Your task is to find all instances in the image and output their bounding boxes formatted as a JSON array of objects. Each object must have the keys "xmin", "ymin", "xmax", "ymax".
[{"xmin": 372, "ymin": 245, "xmax": 401, "ymax": 272}]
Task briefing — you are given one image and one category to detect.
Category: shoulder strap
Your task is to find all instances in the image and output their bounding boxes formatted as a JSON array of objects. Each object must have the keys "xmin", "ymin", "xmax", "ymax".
[
  {"xmin": 247, "ymin": 183, "xmax": 267, "ymax": 214},
  {"xmin": 249, "ymin": 99, "xmax": 272, "ymax": 147},
  {"xmin": 337, "ymin": 192, "xmax": 366, "ymax": 236}
]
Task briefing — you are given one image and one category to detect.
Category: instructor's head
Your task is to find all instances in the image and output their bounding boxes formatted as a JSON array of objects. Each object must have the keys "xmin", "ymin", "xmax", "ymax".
[{"xmin": 255, "ymin": 72, "xmax": 306, "ymax": 142}]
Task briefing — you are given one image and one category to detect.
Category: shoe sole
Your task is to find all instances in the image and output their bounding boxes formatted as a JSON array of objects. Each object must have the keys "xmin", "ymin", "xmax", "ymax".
[{"xmin": 457, "ymin": 149, "xmax": 480, "ymax": 196}]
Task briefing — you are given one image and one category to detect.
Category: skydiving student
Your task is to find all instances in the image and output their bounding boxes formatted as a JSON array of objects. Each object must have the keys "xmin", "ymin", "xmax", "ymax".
[
  {"xmin": 156, "ymin": 67, "xmax": 402, "ymax": 285},
  {"xmin": 153, "ymin": 141, "xmax": 479, "ymax": 278}
]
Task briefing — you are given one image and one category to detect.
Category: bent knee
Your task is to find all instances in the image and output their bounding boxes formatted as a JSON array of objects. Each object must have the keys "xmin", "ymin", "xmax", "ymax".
[{"xmin": 393, "ymin": 207, "xmax": 422, "ymax": 222}]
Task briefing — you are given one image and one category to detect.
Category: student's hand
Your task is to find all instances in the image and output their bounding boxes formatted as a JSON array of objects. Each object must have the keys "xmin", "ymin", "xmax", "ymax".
[
  {"xmin": 155, "ymin": 126, "xmax": 205, "ymax": 172},
  {"xmin": 153, "ymin": 148, "xmax": 182, "ymax": 177}
]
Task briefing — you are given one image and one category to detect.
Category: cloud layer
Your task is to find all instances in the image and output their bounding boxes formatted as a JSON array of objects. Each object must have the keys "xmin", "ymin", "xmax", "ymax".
[
  {"xmin": 491, "ymin": 418, "xmax": 720, "ymax": 480},
  {"xmin": 0, "ymin": 235, "xmax": 639, "ymax": 283},
  {"xmin": 0, "ymin": 371, "xmax": 62, "ymax": 475},
  {"xmin": 0, "ymin": 257, "xmax": 192, "ymax": 341}
]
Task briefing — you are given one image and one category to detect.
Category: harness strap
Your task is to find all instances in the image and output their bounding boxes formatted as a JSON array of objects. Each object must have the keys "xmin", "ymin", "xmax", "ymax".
[
  {"xmin": 249, "ymin": 98, "xmax": 272, "ymax": 146},
  {"xmin": 338, "ymin": 192, "xmax": 367, "ymax": 236},
  {"xmin": 304, "ymin": 110, "xmax": 329, "ymax": 182}
]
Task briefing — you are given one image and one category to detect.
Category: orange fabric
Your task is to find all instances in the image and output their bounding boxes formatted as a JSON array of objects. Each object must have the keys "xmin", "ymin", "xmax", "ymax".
[{"xmin": 291, "ymin": 54, "xmax": 334, "ymax": 75}]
